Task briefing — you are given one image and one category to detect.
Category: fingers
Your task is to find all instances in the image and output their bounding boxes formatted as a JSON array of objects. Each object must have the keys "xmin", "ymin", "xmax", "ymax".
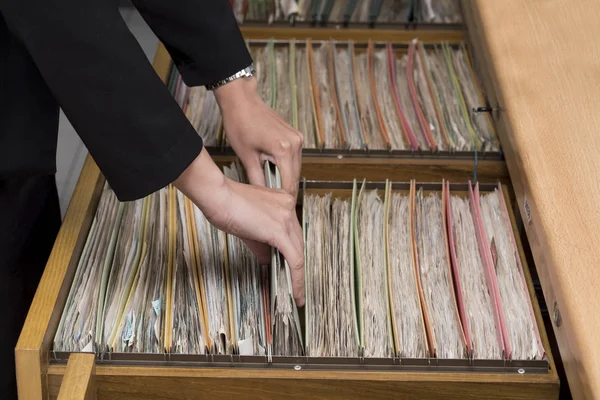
[
  {"xmin": 271, "ymin": 127, "xmax": 303, "ymax": 199},
  {"xmin": 245, "ymin": 160, "xmax": 266, "ymax": 188},
  {"xmin": 288, "ymin": 213, "xmax": 305, "ymax": 272},
  {"xmin": 233, "ymin": 108, "xmax": 303, "ymax": 197},
  {"xmin": 287, "ymin": 248, "xmax": 306, "ymax": 308},
  {"xmin": 271, "ymin": 213, "xmax": 305, "ymax": 307},
  {"xmin": 277, "ymin": 243, "xmax": 305, "ymax": 307},
  {"xmin": 242, "ymin": 238, "xmax": 271, "ymax": 265},
  {"xmin": 289, "ymin": 215, "xmax": 305, "ymax": 307},
  {"xmin": 278, "ymin": 152, "xmax": 300, "ymax": 200}
]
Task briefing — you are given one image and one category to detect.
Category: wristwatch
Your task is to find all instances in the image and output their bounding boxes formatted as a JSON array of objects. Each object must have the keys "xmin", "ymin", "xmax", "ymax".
[{"xmin": 205, "ymin": 63, "xmax": 255, "ymax": 91}]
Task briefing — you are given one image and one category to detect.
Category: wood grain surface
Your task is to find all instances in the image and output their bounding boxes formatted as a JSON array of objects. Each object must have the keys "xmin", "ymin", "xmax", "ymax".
[
  {"xmin": 15, "ymin": 157, "xmax": 103, "ymax": 399},
  {"xmin": 152, "ymin": 42, "xmax": 172, "ymax": 85},
  {"xmin": 46, "ymin": 364, "xmax": 557, "ymax": 400},
  {"xmin": 17, "ymin": 18, "xmax": 556, "ymax": 400},
  {"xmin": 462, "ymin": 1, "xmax": 600, "ymax": 398},
  {"xmin": 57, "ymin": 354, "xmax": 96, "ymax": 400},
  {"xmin": 214, "ymin": 155, "xmax": 508, "ymax": 184},
  {"xmin": 240, "ymin": 26, "xmax": 465, "ymax": 43}
]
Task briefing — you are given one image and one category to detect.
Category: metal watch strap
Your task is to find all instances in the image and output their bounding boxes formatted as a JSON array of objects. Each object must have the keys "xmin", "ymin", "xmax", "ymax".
[{"xmin": 205, "ymin": 63, "xmax": 255, "ymax": 91}]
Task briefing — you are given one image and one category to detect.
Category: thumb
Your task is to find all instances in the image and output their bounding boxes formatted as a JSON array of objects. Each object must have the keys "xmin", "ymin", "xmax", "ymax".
[
  {"xmin": 273, "ymin": 235, "xmax": 306, "ymax": 307},
  {"xmin": 288, "ymin": 256, "xmax": 305, "ymax": 307}
]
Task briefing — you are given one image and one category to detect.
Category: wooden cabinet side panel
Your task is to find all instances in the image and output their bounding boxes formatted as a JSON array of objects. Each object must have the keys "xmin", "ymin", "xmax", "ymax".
[
  {"xmin": 16, "ymin": 157, "xmax": 103, "ymax": 399},
  {"xmin": 153, "ymin": 42, "xmax": 172, "ymax": 84},
  {"xmin": 15, "ymin": 349, "xmax": 45, "ymax": 400},
  {"xmin": 460, "ymin": 1, "xmax": 599, "ymax": 398}
]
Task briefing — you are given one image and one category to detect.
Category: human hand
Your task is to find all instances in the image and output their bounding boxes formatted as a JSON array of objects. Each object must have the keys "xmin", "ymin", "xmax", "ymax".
[
  {"xmin": 213, "ymin": 76, "xmax": 303, "ymax": 199},
  {"xmin": 174, "ymin": 148, "xmax": 305, "ymax": 306}
]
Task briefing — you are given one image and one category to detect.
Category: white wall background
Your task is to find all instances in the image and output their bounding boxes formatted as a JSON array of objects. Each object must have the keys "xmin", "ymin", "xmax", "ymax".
[{"xmin": 55, "ymin": 8, "xmax": 159, "ymax": 217}]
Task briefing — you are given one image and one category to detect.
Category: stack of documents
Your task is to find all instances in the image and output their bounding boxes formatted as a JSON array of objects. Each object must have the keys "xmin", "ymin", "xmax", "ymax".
[
  {"xmin": 446, "ymin": 185, "xmax": 501, "ymax": 359},
  {"xmin": 55, "ymin": 168, "xmax": 541, "ymax": 361},
  {"xmin": 55, "ymin": 164, "xmax": 269, "ymax": 356},
  {"xmin": 303, "ymin": 179, "xmax": 543, "ymax": 360},
  {"xmin": 476, "ymin": 185, "xmax": 544, "ymax": 360},
  {"xmin": 417, "ymin": 0, "xmax": 462, "ymax": 24},
  {"xmin": 304, "ymin": 193, "xmax": 360, "ymax": 357},
  {"xmin": 170, "ymin": 39, "xmax": 498, "ymax": 153},
  {"xmin": 232, "ymin": 0, "xmax": 460, "ymax": 26},
  {"xmin": 237, "ymin": 0, "xmax": 300, "ymax": 24},
  {"xmin": 224, "ymin": 162, "xmax": 270, "ymax": 356},
  {"xmin": 264, "ymin": 162, "xmax": 304, "ymax": 356},
  {"xmin": 414, "ymin": 184, "xmax": 465, "ymax": 358}
]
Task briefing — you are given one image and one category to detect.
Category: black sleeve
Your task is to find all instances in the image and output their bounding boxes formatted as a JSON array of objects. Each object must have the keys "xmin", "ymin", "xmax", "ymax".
[
  {"xmin": 0, "ymin": 0, "xmax": 248, "ymax": 201},
  {"xmin": 132, "ymin": 0, "xmax": 253, "ymax": 87}
]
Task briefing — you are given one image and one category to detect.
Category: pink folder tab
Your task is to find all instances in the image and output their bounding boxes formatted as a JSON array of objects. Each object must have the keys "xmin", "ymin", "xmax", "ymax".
[
  {"xmin": 496, "ymin": 183, "xmax": 545, "ymax": 359},
  {"xmin": 445, "ymin": 181, "xmax": 473, "ymax": 357},
  {"xmin": 469, "ymin": 182, "xmax": 510, "ymax": 359},
  {"xmin": 386, "ymin": 43, "xmax": 419, "ymax": 150},
  {"xmin": 407, "ymin": 40, "xmax": 436, "ymax": 150}
]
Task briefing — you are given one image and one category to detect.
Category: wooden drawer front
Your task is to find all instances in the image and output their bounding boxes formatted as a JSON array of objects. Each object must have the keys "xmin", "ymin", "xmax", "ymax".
[{"xmin": 40, "ymin": 170, "xmax": 557, "ymax": 399}]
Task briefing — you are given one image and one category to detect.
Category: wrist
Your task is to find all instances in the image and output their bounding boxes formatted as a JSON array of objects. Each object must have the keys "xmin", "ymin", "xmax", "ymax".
[
  {"xmin": 213, "ymin": 76, "xmax": 260, "ymax": 113},
  {"xmin": 174, "ymin": 147, "xmax": 230, "ymax": 216}
]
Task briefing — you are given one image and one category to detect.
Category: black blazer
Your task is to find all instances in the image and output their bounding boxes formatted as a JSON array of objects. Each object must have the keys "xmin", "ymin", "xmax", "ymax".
[{"xmin": 0, "ymin": 0, "xmax": 251, "ymax": 201}]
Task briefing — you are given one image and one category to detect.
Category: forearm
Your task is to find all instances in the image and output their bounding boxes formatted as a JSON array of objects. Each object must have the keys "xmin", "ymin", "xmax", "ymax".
[
  {"xmin": 173, "ymin": 148, "xmax": 229, "ymax": 219},
  {"xmin": 132, "ymin": 0, "xmax": 252, "ymax": 87},
  {"xmin": 0, "ymin": 0, "xmax": 203, "ymax": 201},
  {"xmin": 175, "ymin": 76, "xmax": 261, "ymax": 212},
  {"xmin": 213, "ymin": 76, "xmax": 260, "ymax": 115}
]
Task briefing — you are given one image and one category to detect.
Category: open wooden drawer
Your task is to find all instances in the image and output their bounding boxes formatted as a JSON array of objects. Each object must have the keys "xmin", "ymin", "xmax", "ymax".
[
  {"xmin": 17, "ymin": 157, "xmax": 558, "ymax": 399},
  {"xmin": 17, "ymin": 2, "xmax": 584, "ymax": 397},
  {"xmin": 157, "ymin": 27, "xmax": 508, "ymax": 184}
]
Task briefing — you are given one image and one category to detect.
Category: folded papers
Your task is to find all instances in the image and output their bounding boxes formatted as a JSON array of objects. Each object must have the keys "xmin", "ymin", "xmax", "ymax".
[
  {"xmin": 55, "ymin": 171, "xmax": 541, "ymax": 362},
  {"xmin": 233, "ymin": 0, "xmax": 461, "ymax": 25},
  {"xmin": 170, "ymin": 39, "xmax": 498, "ymax": 153}
]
